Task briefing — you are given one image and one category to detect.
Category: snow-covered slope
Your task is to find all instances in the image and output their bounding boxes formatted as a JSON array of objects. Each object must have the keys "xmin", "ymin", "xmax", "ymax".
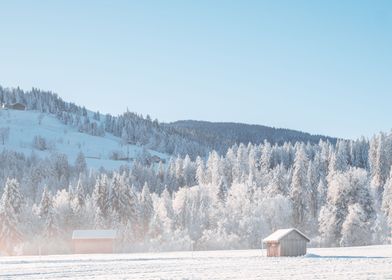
[
  {"xmin": 0, "ymin": 109, "xmax": 167, "ymax": 170},
  {"xmin": 0, "ymin": 245, "xmax": 391, "ymax": 279}
]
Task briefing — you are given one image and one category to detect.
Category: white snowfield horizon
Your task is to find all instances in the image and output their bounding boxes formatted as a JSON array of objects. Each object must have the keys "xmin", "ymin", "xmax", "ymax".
[{"xmin": 1, "ymin": 245, "xmax": 392, "ymax": 279}]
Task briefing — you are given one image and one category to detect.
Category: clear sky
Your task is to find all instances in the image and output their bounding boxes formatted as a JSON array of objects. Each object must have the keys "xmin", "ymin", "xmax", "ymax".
[{"xmin": 0, "ymin": 1, "xmax": 391, "ymax": 139}]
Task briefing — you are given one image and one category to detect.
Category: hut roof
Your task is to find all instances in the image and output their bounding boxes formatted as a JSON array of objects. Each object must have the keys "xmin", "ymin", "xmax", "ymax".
[
  {"xmin": 72, "ymin": 230, "xmax": 116, "ymax": 240},
  {"xmin": 262, "ymin": 228, "xmax": 310, "ymax": 243}
]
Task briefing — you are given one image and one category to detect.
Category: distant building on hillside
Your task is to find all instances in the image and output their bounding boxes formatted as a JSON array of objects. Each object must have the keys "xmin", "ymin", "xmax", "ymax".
[
  {"xmin": 72, "ymin": 230, "xmax": 117, "ymax": 254},
  {"xmin": 2, "ymin": 102, "xmax": 26, "ymax": 110},
  {"xmin": 263, "ymin": 228, "xmax": 310, "ymax": 257},
  {"xmin": 149, "ymin": 155, "xmax": 165, "ymax": 164}
]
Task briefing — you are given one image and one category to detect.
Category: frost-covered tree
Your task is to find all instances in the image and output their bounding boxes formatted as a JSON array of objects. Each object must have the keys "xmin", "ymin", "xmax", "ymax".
[
  {"xmin": 94, "ymin": 207, "xmax": 106, "ymax": 229},
  {"xmin": 334, "ymin": 140, "xmax": 350, "ymax": 172},
  {"xmin": 139, "ymin": 183, "xmax": 153, "ymax": 237},
  {"xmin": 382, "ymin": 168, "xmax": 392, "ymax": 239},
  {"xmin": 340, "ymin": 203, "xmax": 372, "ymax": 246},
  {"xmin": 319, "ymin": 172, "xmax": 350, "ymax": 246},
  {"xmin": 37, "ymin": 187, "xmax": 58, "ymax": 239},
  {"xmin": 195, "ymin": 156, "xmax": 206, "ymax": 185},
  {"xmin": 71, "ymin": 177, "xmax": 85, "ymax": 214},
  {"xmin": 307, "ymin": 160, "xmax": 319, "ymax": 219},
  {"xmin": 265, "ymin": 164, "xmax": 289, "ymax": 197},
  {"xmin": 261, "ymin": 141, "xmax": 272, "ymax": 170},
  {"xmin": 92, "ymin": 174, "xmax": 110, "ymax": 228},
  {"xmin": 110, "ymin": 173, "xmax": 138, "ymax": 228},
  {"xmin": 320, "ymin": 168, "xmax": 375, "ymax": 247},
  {"xmin": 370, "ymin": 133, "xmax": 388, "ymax": 202},
  {"xmin": 290, "ymin": 144, "xmax": 310, "ymax": 229},
  {"xmin": 0, "ymin": 178, "xmax": 23, "ymax": 254},
  {"xmin": 70, "ymin": 176, "xmax": 87, "ymax": 229}
]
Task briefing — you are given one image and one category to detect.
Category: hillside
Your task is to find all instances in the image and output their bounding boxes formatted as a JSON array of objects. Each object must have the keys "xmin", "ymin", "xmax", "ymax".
[
  {"xmin": 0, "ymin": 108, "xmax": 167, "ymax": 170},
  {"xmin": 168, "ymin": 120, "xmax": 338, "ymax": 153},
  {"xmin": 0, "ymin": 87, "xmax": 339, "ymax": 158}
]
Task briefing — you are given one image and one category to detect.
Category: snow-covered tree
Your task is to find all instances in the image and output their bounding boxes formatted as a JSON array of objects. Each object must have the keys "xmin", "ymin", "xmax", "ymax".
[
  {"xmin": 92, "ymin": 174, "xmax": 110, "ymax": 228},
  {"xmin": 110, "ymin": 173, "xmax": 138, "ymax": 229},
  {"xmin": 0, "ymin": 178, "xmax": 23, "ymax": 255},
  {"xmin": 382, "ymin": 168, "xmax": 392, "ymax": 240},
  {"xmin": 340, "ymin": 203, "xmax": 372, "ymax": 246},
  {"xmin": 290, "ymin": 144, "xmax": 310, "ymax": 229},
  {"xmin": 71, "ymin": 176, "xmax": 85, "ymax": 214},
  {"xmin": 140, "ymin": 183, "xmax": 153, "ymax": 237},
  {"xmin": 37, "ymin": 187, "xmax": 58, "ymax": 239}
]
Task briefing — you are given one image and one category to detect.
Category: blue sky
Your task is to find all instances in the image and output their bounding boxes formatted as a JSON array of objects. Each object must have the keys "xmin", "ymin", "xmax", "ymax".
[{"xmin": 0, "ymin": 1, "xmax": 391, "ymax": 139}]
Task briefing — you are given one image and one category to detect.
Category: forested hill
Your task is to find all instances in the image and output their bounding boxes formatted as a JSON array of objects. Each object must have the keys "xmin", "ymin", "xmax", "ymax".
[
  {"xmin": 168, "ymin": 120, "xmax": 338, "ymax": 154},
  {"xmin": 3, "ymin": 85, "xmax": 392, "ymax": 255},
  {"xmin": 0, "ymin": 86, "xmax": 338, "ymax": 158}
]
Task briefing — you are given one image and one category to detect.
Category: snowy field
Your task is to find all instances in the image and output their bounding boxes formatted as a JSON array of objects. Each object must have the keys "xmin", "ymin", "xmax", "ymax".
[{"xmin": 1, "ymin": 245, "xmax": 392, "ymax": 279}]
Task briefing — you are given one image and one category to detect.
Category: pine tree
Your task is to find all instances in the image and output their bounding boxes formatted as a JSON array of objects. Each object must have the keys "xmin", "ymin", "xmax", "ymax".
[
  {"xmin": 382, "ymin": 168, "xmax": 392, "ymax": 239},
  {"xmin": 38, "ymin": 187, "xmax": 52, "ymax": 218},
  {"xmin": 217, "ymin": 179, "xmax": 228, "ymax": 203},
  {"xmin": 0, "ymin": 178, "xmax": 23, "ymax": 255},
  {"xmin": 92, "ymin": 174, "xmax": 110, "ymax": 222},
  {"xmin": 307, "ymin": 160, "xmax": 319, "ymax": 219},
  {"xmin": 38, "ymin": 187, "xmax": 58, "ymax": 239},
  {"xmin": 290, "ymin": 144, "xmax": 310, "ymax": 229},
  {"xmin": 71, "ymin": 176, "xmax": 85, "ymax": 214},
  {"xmin": 335, "ymin": 140, "xmax": 350, "ymax": 172},
  {"xmin": 110, "ymin": 173, "xmax": 138, "ymax": 227},
  {"xmin": 318, "ymin": 172, "xmax": 349, "ymax": 246},
  {"xmin": 94, "ymin": 207, "xmax": 106, "ymax": 229},
  {"xmin": 140, "ymin": 183, "xmax": 153, "ymax": 237},
  {"xmin": 261, "ymin": 141, "xmax": 272, "ymax": 171},
  {"xmin": 183, "ymin": 155, "xmax": 196, "ymax": 187},
  {"xmin": 371, "ymin": 133, "xmax": 388, "ymax": 203},
  {"xmin": 317, "ymin": 179, "xmax": 327, "ymax": 210},
  {"xmin": 265, "ymin": 164, "xmax": 289, "ymax": 197},
  {"xmin": 195, "ymin": 156, "xmax": 205, "ymax": 186}
]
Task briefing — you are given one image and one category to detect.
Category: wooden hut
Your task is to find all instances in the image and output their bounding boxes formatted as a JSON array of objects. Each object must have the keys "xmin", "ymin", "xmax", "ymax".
[
  {"xmin": 72, "ymin": 230, "xmax": 116, "ymax": 254},
  {"xmin": 5, "ymin": 103, "xmax": 26, "ymax": 110},
  {"xmin": 263, "ymin": 228, "xmax": 310, "ymax": 257}
]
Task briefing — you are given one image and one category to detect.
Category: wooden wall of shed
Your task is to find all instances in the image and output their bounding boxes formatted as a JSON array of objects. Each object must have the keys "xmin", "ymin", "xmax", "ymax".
[
  {"xmin": 278, "ymin": 230, "xmax": 307, "ymax": 256},
  {"xmin": 72, "ymin": 239, "xmax": 114, "ymax": 254},
  {"xmin": 266, "ymin": 242, "xmax": 280, "ymax": 257}
]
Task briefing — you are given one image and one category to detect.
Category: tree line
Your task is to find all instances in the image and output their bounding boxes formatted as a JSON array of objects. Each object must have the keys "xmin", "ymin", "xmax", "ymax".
[{"xmin": 1, "ymin": 133, "xmax": 392, "ymax": 255}]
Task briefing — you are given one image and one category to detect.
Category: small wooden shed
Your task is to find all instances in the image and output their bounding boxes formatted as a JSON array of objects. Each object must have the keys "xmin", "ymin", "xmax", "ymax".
[
  {"xmin": 5, "ymin": 103, "xmax": 26, "ymax": 110},
  {"xmin": 72, "ymin": 230, "xmax": 116, "ymax": 254},
  {"xmin": 263, "ymin": 228, "xmax": 310, "ymax": 257}
]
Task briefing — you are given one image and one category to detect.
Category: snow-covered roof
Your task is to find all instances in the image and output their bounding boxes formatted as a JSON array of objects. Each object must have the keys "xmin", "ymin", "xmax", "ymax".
[
  {"xmin": 262, "ymin": 228, "xmax": 310, "ymax": 243},
  {"xmin": 72, "ymin": 230, "xmax": 117, "ymax": 240}
]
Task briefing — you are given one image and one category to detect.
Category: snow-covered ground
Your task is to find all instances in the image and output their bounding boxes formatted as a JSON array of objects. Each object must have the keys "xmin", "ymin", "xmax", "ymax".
[
  {"xmin": 1, "ymin": 245, "xmax": 391, "ymax": 279},
  {"xmin": 0, "ymin": 109, "xmax": 167, "ymax": 170}
]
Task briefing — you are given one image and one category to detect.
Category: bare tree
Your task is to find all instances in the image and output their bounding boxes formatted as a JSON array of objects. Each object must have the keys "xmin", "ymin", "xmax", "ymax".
[
  {"xmin": 0, "ymin": 127, "xmax": 10, "ymax": 145},
  {"xmin": 38, "ymin": 113, "xmax": 45, "ymax": 125}
]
